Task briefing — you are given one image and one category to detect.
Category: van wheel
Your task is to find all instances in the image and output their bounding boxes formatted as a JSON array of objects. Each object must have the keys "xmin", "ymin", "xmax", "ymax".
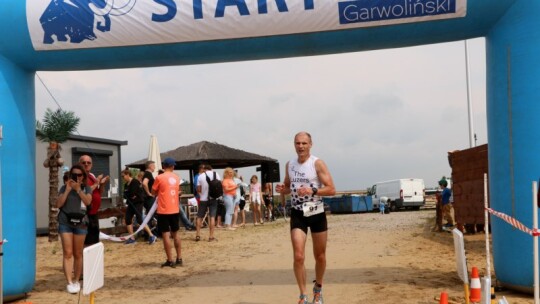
[
  {"xmin": 412, "ymin": 206, "xmax": 420, "ymax": 211},
  {"xmin": 390, "ymin": 202, "xmax": 397, "ymax": 212}
]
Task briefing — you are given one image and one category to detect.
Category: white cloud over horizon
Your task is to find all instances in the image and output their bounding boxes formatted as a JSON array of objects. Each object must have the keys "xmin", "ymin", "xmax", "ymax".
[{"xmin": 35, "ymin": 38, "xmax": 487, "ymax": 191}]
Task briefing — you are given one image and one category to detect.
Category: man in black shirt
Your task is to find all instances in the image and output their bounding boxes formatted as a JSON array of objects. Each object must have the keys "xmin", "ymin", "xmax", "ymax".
[{"xmin": 142, "ymin": 161, "xmax": 155, "ymax": 207}]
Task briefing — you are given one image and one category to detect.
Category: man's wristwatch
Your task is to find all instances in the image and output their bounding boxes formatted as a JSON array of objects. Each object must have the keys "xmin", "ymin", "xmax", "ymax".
[{"xmin": 311, "ymin": 187, "xmax": 318, "ymax": 196}]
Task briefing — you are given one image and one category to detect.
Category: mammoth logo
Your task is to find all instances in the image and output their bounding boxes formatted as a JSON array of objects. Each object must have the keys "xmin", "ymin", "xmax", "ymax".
[{"xmin": 39, "ymin": 0, "xmax": 136, "ymax": 44}]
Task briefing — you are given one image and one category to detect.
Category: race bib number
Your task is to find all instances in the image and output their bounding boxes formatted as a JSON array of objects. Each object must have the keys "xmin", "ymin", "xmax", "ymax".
[{"xmin": 303, "ymin": 201, "xmax": 324, "ymax": 217}]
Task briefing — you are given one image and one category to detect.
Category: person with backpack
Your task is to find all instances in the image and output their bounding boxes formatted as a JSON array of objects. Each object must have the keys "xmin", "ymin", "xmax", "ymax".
[{"xmin": 195, "ymin": 163, "xmax": 221, "ymax": 242}]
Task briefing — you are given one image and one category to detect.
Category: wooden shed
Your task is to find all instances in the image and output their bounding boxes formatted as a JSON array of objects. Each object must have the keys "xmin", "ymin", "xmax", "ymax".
[{"xmin": 448, "ymin": 144, "xmax": 488, "ymax": 233}]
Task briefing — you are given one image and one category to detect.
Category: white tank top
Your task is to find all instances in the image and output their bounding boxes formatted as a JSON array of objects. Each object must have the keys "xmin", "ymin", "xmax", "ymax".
[{"xmin": 288, "ymin": 155, "xmax": 321, "ymax": 210}]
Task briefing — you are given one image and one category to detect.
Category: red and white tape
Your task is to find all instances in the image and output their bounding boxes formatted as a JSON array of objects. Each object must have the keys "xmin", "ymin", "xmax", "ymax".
[
  {"xmin": 0, "ymin": 239, "xmax": 7, "ymax": 246},
  {"xmin": 99, "ymin": 200, "xmax": 158, "ymax": 242},
  {"xmin": 486, "ymin": 207, "xmax": 540, "ymax": 237}
]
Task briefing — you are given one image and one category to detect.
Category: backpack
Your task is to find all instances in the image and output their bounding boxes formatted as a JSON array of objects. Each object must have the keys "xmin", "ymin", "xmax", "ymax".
[{"xmin": 205, "ymin": 171, "xmax": 223, "ymax": 199}]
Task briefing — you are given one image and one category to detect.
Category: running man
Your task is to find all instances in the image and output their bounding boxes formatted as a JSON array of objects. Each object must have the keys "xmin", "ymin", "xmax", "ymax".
[{"xmin": 276, "ymin": 132, "xmax": 335, "ymax": 304}]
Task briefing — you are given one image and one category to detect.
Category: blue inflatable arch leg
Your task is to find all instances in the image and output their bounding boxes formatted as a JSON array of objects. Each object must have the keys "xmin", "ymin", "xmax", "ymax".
[
  {"xmin": 487, "ymin": 0, "xmax": 540, "ymax": 291},
  {"xmin": 0, "ymin": 56, "xmax": 37, "ymax": 298},
  {"xmin": 2, "ymin": 0, "xmax": 540, "ymax": 297}
]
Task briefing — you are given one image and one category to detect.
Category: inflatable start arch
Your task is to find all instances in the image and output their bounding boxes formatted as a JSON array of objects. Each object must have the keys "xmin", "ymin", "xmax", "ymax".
[{"xmin": 1, "ymin": 0, "xmax": 539, "ymax": 298}]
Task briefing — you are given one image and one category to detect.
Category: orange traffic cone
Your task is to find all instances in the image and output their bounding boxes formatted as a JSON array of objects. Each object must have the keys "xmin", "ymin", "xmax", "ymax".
[
  {"xmin": 439, "ymin": 291, "xmax": 448, "ymax": 304},
  {"xmin": 469, "ymin": 266, "xmax": 482, "ymax": 303}
]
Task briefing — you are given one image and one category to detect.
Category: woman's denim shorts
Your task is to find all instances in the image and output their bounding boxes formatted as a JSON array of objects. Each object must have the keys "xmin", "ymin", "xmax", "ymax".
[{"xmin": 58, "ymin": 223, "xmax": 88, "ymax": 235}]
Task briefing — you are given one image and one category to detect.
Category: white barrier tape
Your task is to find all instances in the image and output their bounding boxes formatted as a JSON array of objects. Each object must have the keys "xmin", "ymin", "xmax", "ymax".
[
  {"xmin": 486, "ymin": 207, "xmax": 540, "ymax": 237},
  {"xmin": 99, "ymin": 199, "xmax": 158, "ymax": 242}
]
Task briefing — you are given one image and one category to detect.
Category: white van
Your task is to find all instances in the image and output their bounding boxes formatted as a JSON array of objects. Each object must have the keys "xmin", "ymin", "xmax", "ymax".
[{"xmin": 369, "ymin": 178, "xmax": 425, "ymax": 211}]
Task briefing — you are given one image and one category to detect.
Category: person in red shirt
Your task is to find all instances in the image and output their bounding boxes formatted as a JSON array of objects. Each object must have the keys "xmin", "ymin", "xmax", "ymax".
[
  {"xmin": 80, "ymin": 155, "xmax": 109, "ymax": 246},
  {"xmin": 152, "ymin": 157, "xmax": 183, "ymax": 268}
]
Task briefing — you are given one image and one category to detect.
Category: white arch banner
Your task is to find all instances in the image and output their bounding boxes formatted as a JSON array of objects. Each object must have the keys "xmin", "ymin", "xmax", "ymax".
[{"xmin": 28, "ymin": 0, "xmax": 466, "ymax": 51}]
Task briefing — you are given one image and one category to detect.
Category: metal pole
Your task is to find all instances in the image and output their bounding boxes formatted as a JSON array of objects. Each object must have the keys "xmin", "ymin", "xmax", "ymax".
[
  {"xmin": 484, "ymin": 173, "xmax": 491, "ymax": 279},
  {"xmin": 533, "ymin": 181, "xmax": 539, "ymax": 304},
  {"xmin": 465, "ymin": 40, "xmax": 476, "ymax": 148},
  {"xmin": 483, "ymin": 173, "xmax": 493, "ymax": 304}
]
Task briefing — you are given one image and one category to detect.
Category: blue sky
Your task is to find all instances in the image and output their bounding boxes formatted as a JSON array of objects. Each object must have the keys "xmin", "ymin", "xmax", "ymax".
[{"xmin": 35, "ymin": 38, "xmax": 487, "ymax": 191}]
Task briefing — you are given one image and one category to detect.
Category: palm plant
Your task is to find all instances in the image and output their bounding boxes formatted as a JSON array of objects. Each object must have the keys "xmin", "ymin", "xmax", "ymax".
[{"xmin": 36, "ymin": 108, "xmax": 80, "ymax": 241}]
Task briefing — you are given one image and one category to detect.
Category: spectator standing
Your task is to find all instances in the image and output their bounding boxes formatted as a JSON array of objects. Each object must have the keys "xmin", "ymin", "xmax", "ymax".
[
  {"xmin": 249, "ymin": 175, "xmax": 263, "ymax": 226},
  {"xmin": 379, "ymin": 196, "xmax": 388, "ymax": 215},
  {"xmin": 263, "ymin": 182, "xmax": 274, "ymax": 222},
  {"xmin": 155, "ymin": 169, "xmax": 195, "ymax": 231},
  {"xmin": 57, "ymin": 164, "xmax": 92, "ymax": 294},
  {"xmin": 80, "ymin": 155, "xmax": 109, "ymax": 246},
  {"xmin": 440, "ymin": 178, "xmax": 454, "ymax": 228},
  {"xmin": 141, "ymin": 161, "xmax": 156, "ymax": 220},
  {"xmin": 152, "ymin": 158, "xmax": 183, "ymax": 268},
  {"xmin": 232, "ymin": 172, "xmax": 247, "ymax": 228},
  {"xmin": 196, "ymin": 163, "xmax": 220, "ymax": 242},
  {"xmin": 221, "ymin": 167, "xmax": 237, "ymax": 230}
]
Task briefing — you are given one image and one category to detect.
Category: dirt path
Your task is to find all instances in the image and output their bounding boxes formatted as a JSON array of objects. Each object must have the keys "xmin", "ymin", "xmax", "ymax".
[{"xmin": 26, "ymin": 210, "xmax": 533, "ymax": 303}]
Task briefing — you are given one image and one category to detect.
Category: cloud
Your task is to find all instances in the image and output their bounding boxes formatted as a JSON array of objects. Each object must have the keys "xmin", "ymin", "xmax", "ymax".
[{"xmin": 35, "ymin": 38, "xmax": 487, "ymax": 190}]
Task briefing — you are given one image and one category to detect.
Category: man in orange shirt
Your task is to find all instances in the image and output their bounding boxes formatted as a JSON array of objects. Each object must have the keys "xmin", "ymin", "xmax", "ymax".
[{"xmin": 152, "ymin": 157, "xmax": 182, "ymax": 268}]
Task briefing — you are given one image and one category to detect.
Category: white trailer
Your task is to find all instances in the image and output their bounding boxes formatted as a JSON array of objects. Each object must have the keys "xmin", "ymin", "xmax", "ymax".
[{"xmin": 369, "ymin": 178, "xmax": 425, "ymax": 211}]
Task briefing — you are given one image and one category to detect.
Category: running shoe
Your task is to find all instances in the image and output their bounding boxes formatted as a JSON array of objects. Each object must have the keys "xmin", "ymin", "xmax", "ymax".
[
  {"xmin": 124, "ymin": 238, "xmax": 136, "ymax": 245},
  {"xmin": 161, "ymin": 260, "xmax": 176, "ymax": 268},
  {"xmin": 66, "ymin": 282, "xmax": 80, "ymax": 294},
  {"xmin": 297, "ymin": 294, "xmax": 309, "ymax": 304},
  {"xmin": 312, "ymin": 282, "xmax": 323, "ymax": 304},
  {"xmin": 148, "ymin": 235, "xmax": 157, "ymax": 245},
  {"xmin": 73, "ymin": 282, "xmax": 81, "ymax": 293},
  {"xmin": 175, "ymin": 258, "xmax": 183, "ymax": 266}
]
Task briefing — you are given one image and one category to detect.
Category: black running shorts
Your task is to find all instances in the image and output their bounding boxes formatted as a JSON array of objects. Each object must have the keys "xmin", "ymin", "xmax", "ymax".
[
  {"xmin": 290, "ymin": 208, "xmax": 327, "ymax": 234},
  {"xmin": 156, "ymin": 213, "xmax": 180, "ymax": 233}
]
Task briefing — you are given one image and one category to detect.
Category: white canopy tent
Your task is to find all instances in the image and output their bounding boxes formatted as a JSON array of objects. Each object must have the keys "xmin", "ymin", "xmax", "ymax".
[{"xmin": 147, "ymin": 135, "xmax": 162, "ymax": 177}]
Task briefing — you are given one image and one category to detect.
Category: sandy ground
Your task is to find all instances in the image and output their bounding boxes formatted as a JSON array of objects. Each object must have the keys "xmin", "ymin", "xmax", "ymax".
[{"xmin": 20, "ymin": 209, "xmax": 536, "ymax": 304}]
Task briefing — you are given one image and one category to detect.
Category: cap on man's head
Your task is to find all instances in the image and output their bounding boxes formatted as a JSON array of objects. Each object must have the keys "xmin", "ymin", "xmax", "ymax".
[
  {"xmin": 438, "ymin": 178, "xmax": 448, "ymax": 187},
  {"xmin": 162, "ymin": 157, "xmax": 176, "ymax": 167}
]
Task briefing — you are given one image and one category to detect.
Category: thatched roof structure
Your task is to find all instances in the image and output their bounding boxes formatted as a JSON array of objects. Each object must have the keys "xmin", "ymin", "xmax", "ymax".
[{"xmin": 127, "ymin": 140, "xmax": 277, "ymax": 170}]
